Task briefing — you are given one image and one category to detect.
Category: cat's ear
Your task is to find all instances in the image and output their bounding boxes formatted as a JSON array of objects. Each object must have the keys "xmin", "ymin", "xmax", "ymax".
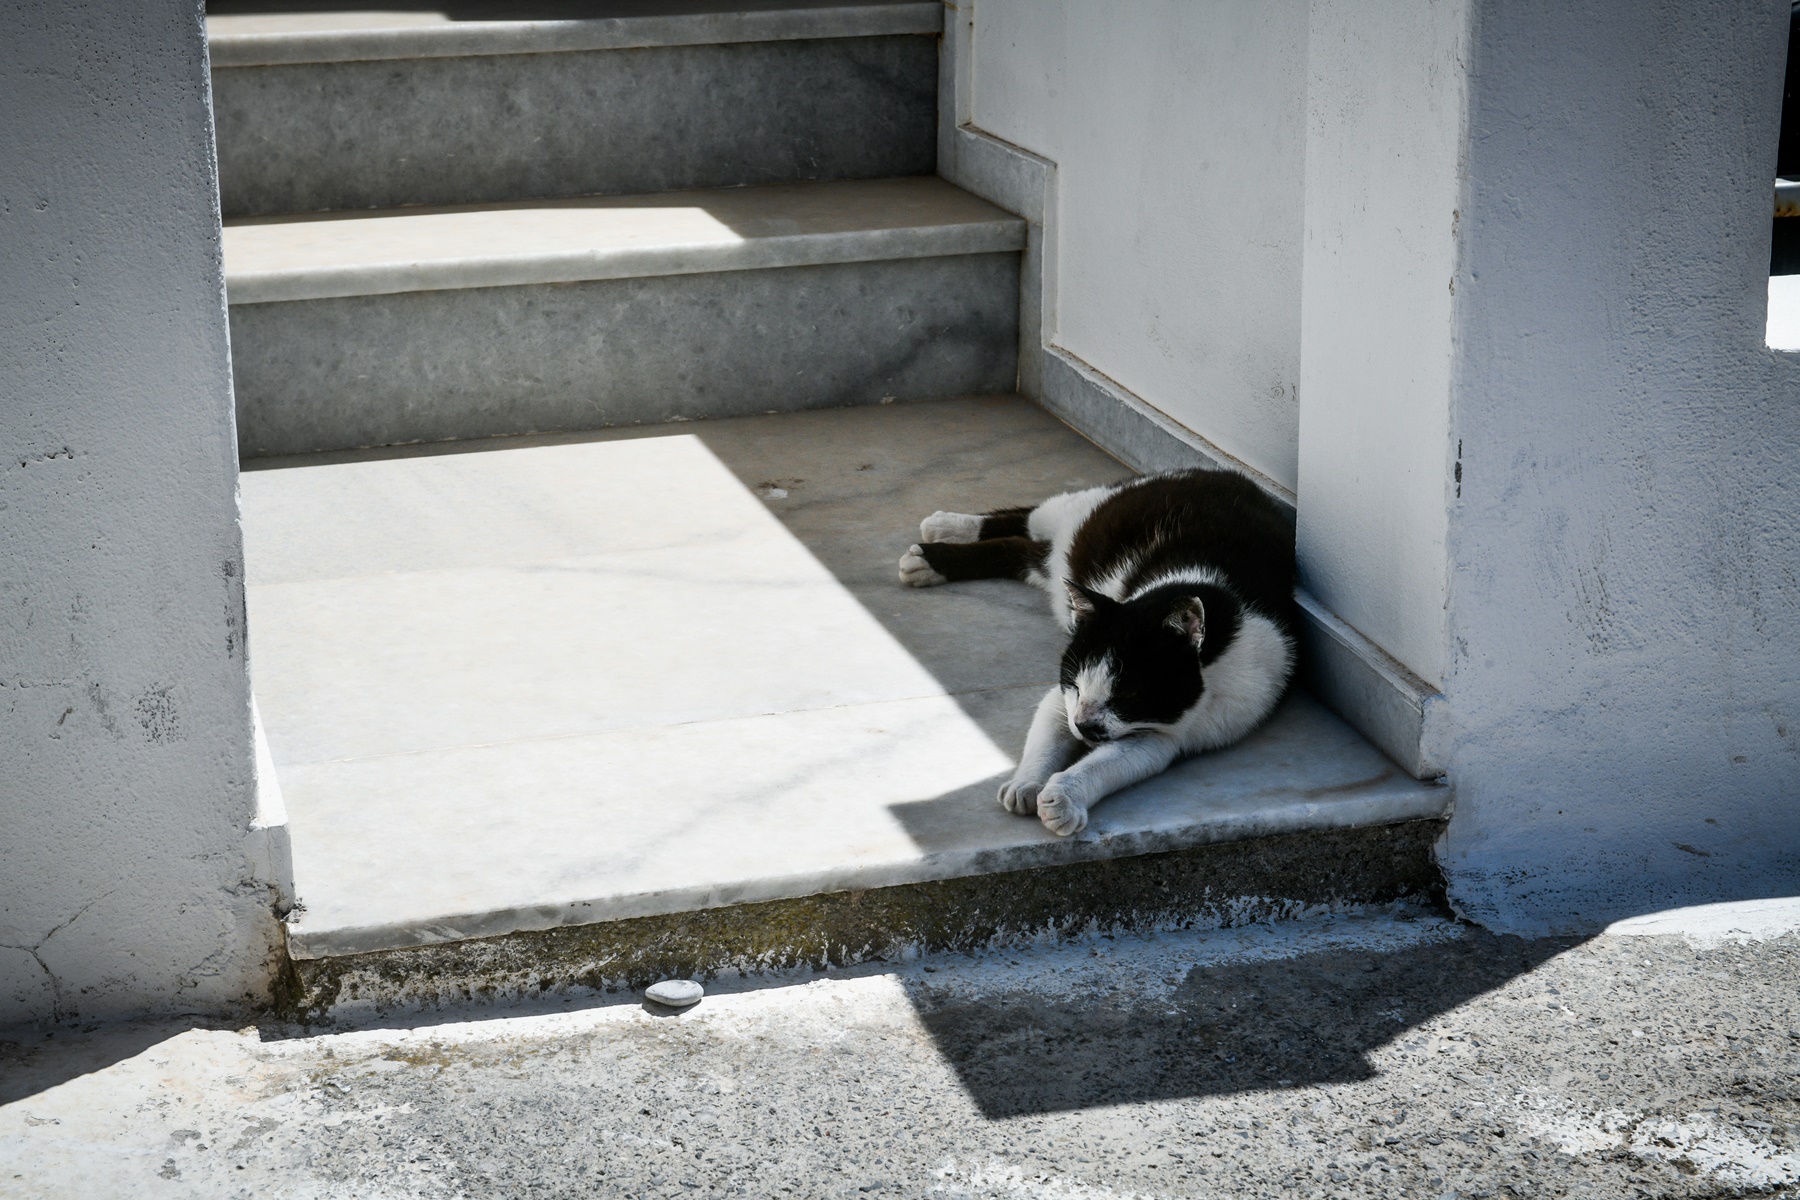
[
  {"xmin": 1165, "ymin": 595, "xmax": 1206, "ymax": 647},
  {"xmin": 1066, "ymin": 582, "xmax": 1107, "ymax": 622}
]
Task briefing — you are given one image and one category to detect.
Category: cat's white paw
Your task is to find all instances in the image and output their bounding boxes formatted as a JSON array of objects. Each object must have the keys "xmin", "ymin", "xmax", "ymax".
[
  {"xmin": 1037, "ymin": 781, "xmax": 1089, "ymax": 837},
  {"xmin": 898, "ymin": 545, "xmax": 948, "ymax": 587},
  {"xmin": 997, "ymin": 776, "xmax": 1044, "ymax": 815},
  {"xmin": 919, "ymin": 511, "xmax": 982, "ymax": 544}
]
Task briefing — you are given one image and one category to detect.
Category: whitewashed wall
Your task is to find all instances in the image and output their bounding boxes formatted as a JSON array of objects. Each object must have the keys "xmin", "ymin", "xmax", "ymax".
[
  {"xmin": 1440, "ymin": 0, "xmax": 1800, "ymax": 931},
  {"xmin": 959, "ymin": 0, "xmax": 1799, "ymax": 931},
  {"xmin": 970, "ymin": 0, "xmax": 1310, "ymax": 494},
  {"xmin": 1, "ymin": 0, "xmax": 281, "ymax": 1025}
]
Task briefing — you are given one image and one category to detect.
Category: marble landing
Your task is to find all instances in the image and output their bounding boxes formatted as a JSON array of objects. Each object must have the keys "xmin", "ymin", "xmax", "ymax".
[{"xmin": 240, "ymin": 397, "xmax": 1449, "ymax": 960}]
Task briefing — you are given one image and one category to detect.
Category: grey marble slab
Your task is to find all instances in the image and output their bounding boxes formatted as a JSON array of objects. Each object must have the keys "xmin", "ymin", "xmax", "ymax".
[
  {"xmin": 208, "ymin": 1, "xmax": 944, "ymax": 66},
  {"xmin": 224, "ymin": 176, "xmax": 1024, "ymax": 303},
  {"xmin": 231, "ymin": 252, "xmax": 1020, "ymax": 456},
  {"xmin": 238, "ymin": 398, "xmax": 1447, "ymax": 960},
  {"xmin": 212, "ymin": 34, "xmax": 936, "ymax": 216}
]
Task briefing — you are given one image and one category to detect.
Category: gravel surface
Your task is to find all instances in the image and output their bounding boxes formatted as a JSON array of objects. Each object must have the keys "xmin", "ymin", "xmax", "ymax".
[{"xmin": 3, "ymin": 909, "xmax": 1797, "ymax": 1199}]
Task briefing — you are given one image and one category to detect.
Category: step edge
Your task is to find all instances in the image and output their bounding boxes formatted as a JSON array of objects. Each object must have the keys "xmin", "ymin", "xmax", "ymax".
[
  {"xmin": 281, "ymin": 820, "xmax": 1448, "ymax": 1020},
  {"xmin": 285, "ymin": 784, "xmax": 1451, "ymax": 960},
  {"xmin": 209, "ymin": 3, "xmax": 945, "ymax": 67},
  {"xmin": 225, "ymin": 220, "xmax": 1025, "ymax": 304}
]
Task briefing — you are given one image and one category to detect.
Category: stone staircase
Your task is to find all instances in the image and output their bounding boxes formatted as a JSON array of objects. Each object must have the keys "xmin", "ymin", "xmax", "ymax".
[{"xmin": 212, "ymin": 1, "xmax": 1452, "ymax": 1021}]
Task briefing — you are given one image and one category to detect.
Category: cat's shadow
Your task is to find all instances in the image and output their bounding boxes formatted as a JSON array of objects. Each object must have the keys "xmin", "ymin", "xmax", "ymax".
[{"xmin": 904, "ymin": 928, "xmax": 1575, "ymax": 1117}]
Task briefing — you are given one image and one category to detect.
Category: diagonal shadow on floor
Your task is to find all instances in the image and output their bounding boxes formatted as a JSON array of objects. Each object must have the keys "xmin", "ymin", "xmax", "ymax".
[
  {"xmin": 686, "ymin": 395, "xmax": 1128, "ymax": 754},
  {"xmin": 905, "ymin": 928, "xmax": 1580, "ymax": 1117},
  {"xmin": 244, "ymin": 394, "xmax": 1128, "ymax": 761}
]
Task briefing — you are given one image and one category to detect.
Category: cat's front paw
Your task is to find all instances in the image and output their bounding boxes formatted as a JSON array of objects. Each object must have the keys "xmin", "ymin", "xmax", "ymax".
[
  {"xmin": 1037, "ymin": 780, "xmax": 1089, "ymax": 837},
  {"xmin": 898, "ymin": 544, "xmax": 948, "ymax": 588},
  {"xmin": 997, "ymin": 776, "xmax": 1044, "ymax": 815},
  {"xmin": 919, "ymin": 511, "xmax": 982, "ymax": 544}
]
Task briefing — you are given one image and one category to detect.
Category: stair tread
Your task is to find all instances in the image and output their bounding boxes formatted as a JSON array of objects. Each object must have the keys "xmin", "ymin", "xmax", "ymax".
[
  {"xmin": 224, "ymin": 176, "xmax": 1024, "ymax": 304},
  {"xmin": 241, "ymin": 398, "xmax": 1449, "ymax": 961},
  {"xmin": 207, "ymin": 0, "xmax": 943, "ymax": 66}
]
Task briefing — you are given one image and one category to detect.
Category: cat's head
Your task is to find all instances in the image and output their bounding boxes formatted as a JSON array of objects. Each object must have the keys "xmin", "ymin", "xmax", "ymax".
[{"xmin": 1059, "ymin": 582, "xmax": 1209, "ymax": 743}]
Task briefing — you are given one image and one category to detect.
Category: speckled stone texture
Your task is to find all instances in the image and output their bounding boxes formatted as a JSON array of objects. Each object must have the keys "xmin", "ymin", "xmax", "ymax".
[
  {"xmin": 230, "ymin": 253, "xmax": 1019, "ymax": 455},
  {"xmin": 6, "ymin": 912, "xmax": 1799, "ymax": 1198},
  {"xmin": 212, "ymin": 35, "xmax": 937, "ymax": 216}
]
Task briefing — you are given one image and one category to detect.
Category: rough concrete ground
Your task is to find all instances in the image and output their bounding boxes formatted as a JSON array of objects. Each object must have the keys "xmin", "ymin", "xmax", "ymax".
[{"xmin": 3, "ymin": 907, "xmax": 1797, "ymax": 1199}]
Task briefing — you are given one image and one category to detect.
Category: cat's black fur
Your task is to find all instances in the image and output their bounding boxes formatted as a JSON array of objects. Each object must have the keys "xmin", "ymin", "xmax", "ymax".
[{"xmin": 899, "ymin": 468, "xmax": 1297, "ymax": 837}]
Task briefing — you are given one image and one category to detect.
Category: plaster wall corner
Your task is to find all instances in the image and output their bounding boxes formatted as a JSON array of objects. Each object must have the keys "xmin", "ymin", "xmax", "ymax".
[
  {"xmin": 1, "ymin": 0, "xmax": 283, "ymax": 1027},
  {"xmin": 1436, "ymin": 0, "xmax": 1800, "ymax": 932}
]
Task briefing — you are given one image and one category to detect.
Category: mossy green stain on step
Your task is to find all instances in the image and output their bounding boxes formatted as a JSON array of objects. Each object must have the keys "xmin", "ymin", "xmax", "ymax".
[{"xmin": 280, "ymin": 820, "xmax": 1448, "ymax": 1023}]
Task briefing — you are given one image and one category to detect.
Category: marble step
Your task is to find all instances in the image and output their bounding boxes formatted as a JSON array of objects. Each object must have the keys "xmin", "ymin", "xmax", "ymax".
[
  {"xmin": 238, "ymin": 397, "xmax": 1453, "ymax": 1019},
  {"xmin": 226, "ymin": 176, "xmax": 1024, "ymax": 456},
  {"xmin": 207, "ymin": 0, "xmax": 943, "ymax": 217}
]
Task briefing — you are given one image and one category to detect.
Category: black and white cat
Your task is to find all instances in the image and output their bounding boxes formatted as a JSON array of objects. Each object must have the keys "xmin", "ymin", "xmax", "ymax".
[{"xmin": 897, "ymin": 469, "xmax": 1296, "ymax": 837}]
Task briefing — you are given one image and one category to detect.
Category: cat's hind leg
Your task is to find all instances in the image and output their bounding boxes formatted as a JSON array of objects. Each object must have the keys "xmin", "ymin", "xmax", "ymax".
[
  {"xmin": 899, "ymin": 537, "xmax": 1049, "ymax": 587},
  {"xmin": 998, "ymin": 687, "xmax": 1084, "ymax": 815},
  {"xmin": 919, "ymin": 505, "xmax": 1035, "ymax": 544}
]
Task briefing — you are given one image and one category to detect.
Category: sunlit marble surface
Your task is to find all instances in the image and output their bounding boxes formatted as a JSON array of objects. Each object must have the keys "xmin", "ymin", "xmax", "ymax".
[
  {"xmin": 241, "ymin": 398, "xmax": 1448, "ymax": 958},
  {"xmin": 224, "ymin": 177, "xmax": 1024, "ymax": 303}
]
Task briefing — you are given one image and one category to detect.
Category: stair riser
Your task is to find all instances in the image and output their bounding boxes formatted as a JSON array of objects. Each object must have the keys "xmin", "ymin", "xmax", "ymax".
[
  {"xmin": 213, "ymin": 35, "xmax": 937, "ymax": 217},
  {"xmin": 231, "ymin": 254, "xmax": 1019, "ymax": 457},
  {"xmin": 280, "ymin": 820, "xmax": 1449, "ymax": 1021}
]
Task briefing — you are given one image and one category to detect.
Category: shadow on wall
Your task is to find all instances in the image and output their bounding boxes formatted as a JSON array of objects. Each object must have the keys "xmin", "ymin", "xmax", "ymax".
[{"xmin": 905, "ymin": 928, "xmax": 1576, "ymax": 1117}]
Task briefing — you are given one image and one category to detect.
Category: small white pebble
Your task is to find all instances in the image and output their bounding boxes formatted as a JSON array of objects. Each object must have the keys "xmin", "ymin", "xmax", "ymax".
[{"xmin": 646, "ymin": 979, "xmax": 704, "ymax": 1009}]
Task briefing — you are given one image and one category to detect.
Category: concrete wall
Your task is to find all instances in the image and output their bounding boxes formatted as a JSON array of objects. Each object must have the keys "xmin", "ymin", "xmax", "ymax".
[
  {"xmin": 1439, "ymin": 0, "xmax": 1800, "ymax": 931},
  {"xmin": 969, "ymin": 0, "xmax": 1309, "ymax": 494},
  {"xmin": 1, "ymin": 0, "xmax": 281, "ymax": 1024}
]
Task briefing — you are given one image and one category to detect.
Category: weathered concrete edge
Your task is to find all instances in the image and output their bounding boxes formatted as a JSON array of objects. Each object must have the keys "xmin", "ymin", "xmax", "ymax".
[
  {"xmin": 286, "ymin": 780, "xmax": 1450, "ymax": 959},
  {"xmin": 279, "ymin": 819, "xmax": 1450, "ymax": 1022},
  {"xmin": 226, "ymin": 218, "xmax": 1025, "ymax": 305},
  {"xmin": 209, "ymin": 5, "xmax": 945, "ymax": 68}
]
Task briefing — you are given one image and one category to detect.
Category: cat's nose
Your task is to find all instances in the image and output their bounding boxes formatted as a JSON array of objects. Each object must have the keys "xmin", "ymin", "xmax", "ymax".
[{"xmin": 1075, "ymin": 719, "xmax": 1108, "ymax": 743}]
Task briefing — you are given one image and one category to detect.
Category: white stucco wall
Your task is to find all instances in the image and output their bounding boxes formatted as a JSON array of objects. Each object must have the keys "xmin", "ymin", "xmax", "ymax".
[
  {"xmin": 970, "ymin": 0, "xmax": 1309, "ymax": 494},
  {"xmin": 1295, "ymin": 0, "xmax": 1469, "ymax": 686},
  {"xmin": 1, "ymin": 0, "xmax": 281, "ymax": 1024},
  {"xmin": 962, "ymin": 0, "xmax": 1799, "ymax": 931},
  {"xmin": 1440, "ymin": 0, "xmax": 1800, "ymax": 931}
]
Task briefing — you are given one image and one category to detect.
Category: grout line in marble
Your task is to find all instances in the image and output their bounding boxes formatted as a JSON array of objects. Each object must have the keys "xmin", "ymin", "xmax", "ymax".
[{"xmin": 267, "ymin": 681, "xmax": 1055, "ymax": 772}]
